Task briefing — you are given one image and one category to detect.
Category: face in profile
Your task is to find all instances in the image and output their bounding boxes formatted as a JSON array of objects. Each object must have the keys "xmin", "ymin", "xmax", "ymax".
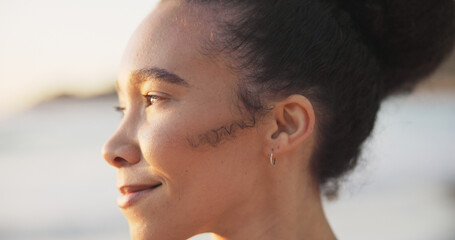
[{"xmin": 102, "ymin": 2, "xmax": 272, "ymax": 239}]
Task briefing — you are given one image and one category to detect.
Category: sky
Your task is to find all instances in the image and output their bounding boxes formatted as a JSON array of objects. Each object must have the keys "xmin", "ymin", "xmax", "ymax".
[{"xmin": 0, "ymin": 0, "xmax": 159, "ymax": 118}]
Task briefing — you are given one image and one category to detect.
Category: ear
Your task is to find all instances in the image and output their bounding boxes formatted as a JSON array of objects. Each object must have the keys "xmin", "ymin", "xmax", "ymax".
[{"xmin": 263, "ymin": 94, "xmax": 315, "ymax": 156}]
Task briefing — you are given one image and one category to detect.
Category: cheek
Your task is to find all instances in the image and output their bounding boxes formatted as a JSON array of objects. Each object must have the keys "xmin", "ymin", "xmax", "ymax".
[
  {"xmin": 136, "ymin": 109, "xmax": 225, "ymax": 189},
  {"xmin": 137, "ymin": 113, "xmax": 193, "ymax": 176},
  {"xmin": 137, "ymin": 108, "xmax": 262, "ymax": 198}
]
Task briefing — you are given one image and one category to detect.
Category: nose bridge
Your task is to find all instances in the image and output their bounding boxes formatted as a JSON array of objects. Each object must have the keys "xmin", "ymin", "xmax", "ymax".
[{"xmin": 102, "ymin": 113, "xmax": 141, "ymax": 168}]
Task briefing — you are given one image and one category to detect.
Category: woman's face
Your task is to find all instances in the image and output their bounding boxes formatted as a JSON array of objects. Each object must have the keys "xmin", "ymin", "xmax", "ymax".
[{"xmin": 103, "ymin": 2, "xmax": 270, "ymax": 239}]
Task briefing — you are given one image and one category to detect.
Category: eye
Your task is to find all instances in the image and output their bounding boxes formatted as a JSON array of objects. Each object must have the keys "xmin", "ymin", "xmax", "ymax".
[{"xmin": 144, "ymin": 93, "xmax": 168, "ymax": 107}]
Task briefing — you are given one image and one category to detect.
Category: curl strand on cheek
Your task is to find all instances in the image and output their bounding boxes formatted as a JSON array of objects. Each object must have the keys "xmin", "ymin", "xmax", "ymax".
[{"xmin": 186, "ymin": 117, "xmax": 256, "ymax": 148}]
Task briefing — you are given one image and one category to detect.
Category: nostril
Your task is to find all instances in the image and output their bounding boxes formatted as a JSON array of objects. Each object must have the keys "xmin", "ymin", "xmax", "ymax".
[
  {"xmin": 102, "ymin": 134, "xmax": 141, "ymax": 167},
  {"xmin": 112, "ymin": 156, "xmax": 130, "ymax": 168}
]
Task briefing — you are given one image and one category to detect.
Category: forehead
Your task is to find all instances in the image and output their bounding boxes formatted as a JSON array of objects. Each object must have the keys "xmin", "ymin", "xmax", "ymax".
[{"xmin": 118, "ymin": 1, "xmax": 220, "ymax": 84}]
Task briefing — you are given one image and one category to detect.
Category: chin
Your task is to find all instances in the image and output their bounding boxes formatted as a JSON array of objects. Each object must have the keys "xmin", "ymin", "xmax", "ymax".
[
  {"xmin": 126, "ymin": 215, "xmax": 196, "ymax": 240},
  {"xmin": 128, "ymin": 220, "xmax": 169, "ymax": 240},
  {"xmin": 128, "ymin": 221, "xmax": 150, "ymax": 240}
]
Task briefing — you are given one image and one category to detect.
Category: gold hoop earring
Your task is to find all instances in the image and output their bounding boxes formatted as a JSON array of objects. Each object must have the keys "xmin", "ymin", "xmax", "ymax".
[{"xmin": 270, "ymin": 151, "xmax": 277, "ymax": 166}]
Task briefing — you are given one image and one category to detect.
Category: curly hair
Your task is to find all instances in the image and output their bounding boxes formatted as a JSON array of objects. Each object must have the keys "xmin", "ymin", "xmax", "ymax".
[{"xmin": 189, "ymin": 0, "xmax": 455, "ymax": 196}]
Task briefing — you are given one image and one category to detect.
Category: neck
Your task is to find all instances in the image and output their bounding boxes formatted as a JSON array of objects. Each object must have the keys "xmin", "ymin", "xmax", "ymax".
[{"xmin": 209, "ymin": 165, "xmax": 337, "ymax": 240}]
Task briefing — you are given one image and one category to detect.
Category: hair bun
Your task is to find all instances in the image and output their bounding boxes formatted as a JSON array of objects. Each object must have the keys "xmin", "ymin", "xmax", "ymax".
[{"xmin": 339, "ymin": 0, "xmax": 455, "ymax": 98}]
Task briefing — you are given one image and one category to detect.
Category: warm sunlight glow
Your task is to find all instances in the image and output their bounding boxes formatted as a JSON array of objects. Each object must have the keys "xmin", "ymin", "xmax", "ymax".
[{"xmin": 0, "ymin": 0, "xmax": 159, "ymax": 118}]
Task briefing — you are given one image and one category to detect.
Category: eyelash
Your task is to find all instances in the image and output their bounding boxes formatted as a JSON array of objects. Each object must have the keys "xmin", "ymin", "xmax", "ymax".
[
  {"xmin": 114, "ymin": 106, "xmax": 126, "ymax": 117},
  {"xmin": 114, "ymin": 94, "xmax": 167, "ymax": 116}
]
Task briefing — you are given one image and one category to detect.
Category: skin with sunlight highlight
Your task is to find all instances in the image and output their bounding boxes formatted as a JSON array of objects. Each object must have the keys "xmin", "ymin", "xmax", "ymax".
[{"xmin": 103, "ymin": 2, "xmax": 325, "ymax": 239}]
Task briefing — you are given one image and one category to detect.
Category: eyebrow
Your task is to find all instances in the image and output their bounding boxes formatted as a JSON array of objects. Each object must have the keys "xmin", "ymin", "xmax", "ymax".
[{"xmin": 130, "ymin": 67, "xmax": 191, "ymax": 87}]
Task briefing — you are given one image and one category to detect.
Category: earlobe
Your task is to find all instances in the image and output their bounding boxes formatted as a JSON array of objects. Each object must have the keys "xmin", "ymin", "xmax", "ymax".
[{"xmin": 263, "ymin": 95, "xmax": 315, "ymax": 156}]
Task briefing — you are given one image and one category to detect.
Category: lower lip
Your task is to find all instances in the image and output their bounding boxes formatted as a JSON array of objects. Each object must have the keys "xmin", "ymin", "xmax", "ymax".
[{"xmin": 117, "ymin": 185, "xmax": 162, "ymax": 208}]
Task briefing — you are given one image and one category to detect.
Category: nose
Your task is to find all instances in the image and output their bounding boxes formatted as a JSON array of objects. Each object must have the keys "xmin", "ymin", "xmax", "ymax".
[{"xmin": 102, "ymin": 122, "xmax": 141, "ymax": 168}]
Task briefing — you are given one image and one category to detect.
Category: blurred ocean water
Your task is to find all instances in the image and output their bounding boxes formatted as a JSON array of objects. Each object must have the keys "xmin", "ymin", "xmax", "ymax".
[{"xmin": 0, "ymin": 91, "xmax": 454, "ymax": 240}]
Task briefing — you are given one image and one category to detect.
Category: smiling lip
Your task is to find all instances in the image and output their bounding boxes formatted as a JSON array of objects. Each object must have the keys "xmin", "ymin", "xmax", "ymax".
[{"xmin": 117, "ymin": 183, "xmax": 162, "ymax": 208}]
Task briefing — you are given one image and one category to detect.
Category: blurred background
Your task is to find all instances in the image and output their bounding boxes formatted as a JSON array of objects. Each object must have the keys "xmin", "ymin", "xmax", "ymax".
[{"xmin": 0, "ymin": 1, "xmax": 454, "ymax": 240}]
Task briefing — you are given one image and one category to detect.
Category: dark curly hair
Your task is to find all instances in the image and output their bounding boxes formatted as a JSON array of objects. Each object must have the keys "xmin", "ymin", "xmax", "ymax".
[{"xmin": 190, "ymin": 0, "xmax": 455, "ymax": 196}]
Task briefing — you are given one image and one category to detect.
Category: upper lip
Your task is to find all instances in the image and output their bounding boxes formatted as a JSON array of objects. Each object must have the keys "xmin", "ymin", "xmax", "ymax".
[{"xmin": 118, "ymin": 183, "xmax": 162, "ymax": 195}]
